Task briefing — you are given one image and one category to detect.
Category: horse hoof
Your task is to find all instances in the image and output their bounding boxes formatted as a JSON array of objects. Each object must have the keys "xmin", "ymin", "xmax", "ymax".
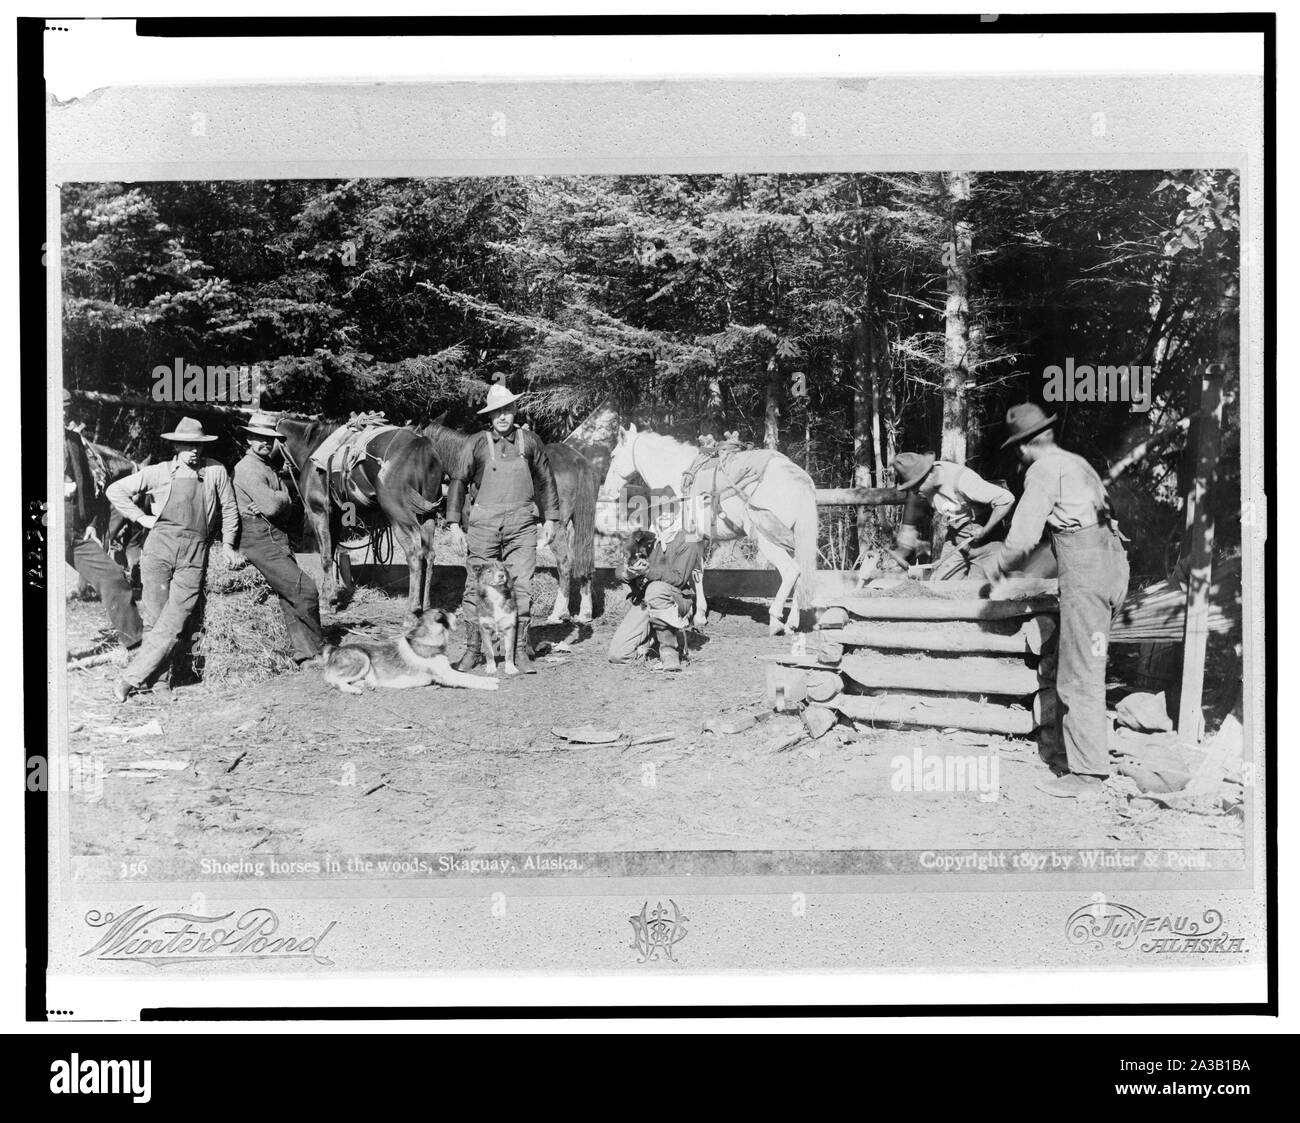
[
  {"xmin": 574, "ymin": 615, "xmax": 593, "ymax": 625},
  {"xmin": 545, "ymin": 615, "xmax": 569, "ymax": 627},
  {"xmin": 768, "ymin": 619, "xmax": 786, "ymax": 637}
]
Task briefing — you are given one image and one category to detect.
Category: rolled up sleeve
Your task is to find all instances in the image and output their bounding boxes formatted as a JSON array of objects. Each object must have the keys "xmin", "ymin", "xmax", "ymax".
[
  {"xmin": 213, "ymin": 467, "xmax": 240, "ymax": 548},
  {"xmin": 996, "ymin": 481, "xmax": 1053, "ymax": 575},
  {"xmin": 105, "ymin": 469, "xmax": 149, "ymax": 525}
]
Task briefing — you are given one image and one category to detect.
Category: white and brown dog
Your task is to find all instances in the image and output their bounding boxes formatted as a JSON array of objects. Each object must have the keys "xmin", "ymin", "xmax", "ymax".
[
  {"xmin": 321, "ymin": 610, "xmax": 498, "ymax": 694},
  {"xmin": 474, "ymin": 561, "xmax": 520, "ymax": 676}
]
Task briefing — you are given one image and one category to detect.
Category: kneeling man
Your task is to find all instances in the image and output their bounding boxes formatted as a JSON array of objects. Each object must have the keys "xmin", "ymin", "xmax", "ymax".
[{"xmin": 608, "ymin": 499, "xmax": 702, "ymax": 672}]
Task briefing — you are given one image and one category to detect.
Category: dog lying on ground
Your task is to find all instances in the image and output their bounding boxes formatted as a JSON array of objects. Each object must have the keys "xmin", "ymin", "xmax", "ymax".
[
  {"xmin": 321, "ymin": 609, "xmax": 498, "ymax": 694},
  {"xmin": 474, "ymin": 561, "xmax": 519, "ymax": 676}
]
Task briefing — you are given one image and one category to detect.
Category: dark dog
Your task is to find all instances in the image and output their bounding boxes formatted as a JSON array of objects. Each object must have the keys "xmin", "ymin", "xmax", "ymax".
[
  {"xmin": 621, "ymin": 528, "xmax": 656, "ymax": 603},
  {"xmin": 475, "ymin": 562, "xmax": 519, "ymax": 676},
  {"xmin": 321, "ymin": 609, "xmax": 498, "ymax": 693}
]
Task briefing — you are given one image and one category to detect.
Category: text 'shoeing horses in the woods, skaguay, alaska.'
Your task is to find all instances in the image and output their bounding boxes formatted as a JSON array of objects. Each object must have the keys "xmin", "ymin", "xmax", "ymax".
[
  {"xmin": 274, "ymin": 416, "xmax": 446, "ymax": 616},
  {"xmin": 600, "ymin": 424, "xmax": 820, "ymax": 634},
  {"xmin": 420, "ymin": 420, "xmax": 599, "ymax": 626}
]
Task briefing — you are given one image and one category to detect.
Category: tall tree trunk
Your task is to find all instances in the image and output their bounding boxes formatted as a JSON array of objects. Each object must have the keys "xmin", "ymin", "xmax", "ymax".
[
  {"xmin": 867, "ymin": 317, "xmax": 886, "ymax": 485},
  {"xmin": 874, "ymin": 316, "xmax": 899, "ymax": 536},
  {"xmin": 763, "ymin": 355, "xmax": 781, "ymax": 449},
  {"xmin": 850, "ymin": 321, "xmax": 877, "ymax": 560},
  {"xmin": 851, "ymin": 321, "xmax": 874, "ymax": 487},
  {"xmin": 705, "ymin": 374, "xmax": 725, "ymax": 440},
  {"xmin": 940, "ymin": 171, "xmax": 972, "ymax": 466}
]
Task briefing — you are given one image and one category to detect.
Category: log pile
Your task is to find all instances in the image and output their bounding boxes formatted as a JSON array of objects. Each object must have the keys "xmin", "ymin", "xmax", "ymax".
[{"xmin": 765, "ymin": 582, "xmax": 1059, "ymax": 741}]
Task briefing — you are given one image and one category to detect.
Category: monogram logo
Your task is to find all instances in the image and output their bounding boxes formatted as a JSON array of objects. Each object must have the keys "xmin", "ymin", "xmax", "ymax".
[{"xmin": 629, "ymin": 899, "xmax": 689, "ymax": 963}]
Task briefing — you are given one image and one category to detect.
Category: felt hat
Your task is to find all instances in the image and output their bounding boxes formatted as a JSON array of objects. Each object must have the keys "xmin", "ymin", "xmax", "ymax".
[
  {"xmin": 891, "ymin": 451, "xmax": 936, "ymax": 491},
  {"xmin": 241, "ymin": 410, "xmax": 282, "ymax": 439},
  {"xmin": 477, "ymin": 382, "xmax": 523, "ymax": 414},
  {"xmin": 1000, "ymin": 402, "xmax": 1057, "ymax": 448},
  {"xmin": 160, "ymin": 416, "xmax": 217, "ymax": 443}
]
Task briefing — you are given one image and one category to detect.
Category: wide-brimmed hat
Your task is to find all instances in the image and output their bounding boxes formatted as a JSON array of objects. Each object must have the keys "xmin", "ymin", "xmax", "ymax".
[
  {"xmin": 1000, "ymin": 403, "xmax": 1057, "ymax": 448},
  {"xmin": 477, "ymin": 382, "xmax": 523, "ymax": 414},
  {"xmin": 160, "ymin": 416, "xmax": 217, "ymax": 443},
  {"xmin": 241, "ymin": 410, "xmax": 282, "ymax": 439},
  {"xmin": 891, "ymin": 451, "xmax": 936, "ymax": 491}
]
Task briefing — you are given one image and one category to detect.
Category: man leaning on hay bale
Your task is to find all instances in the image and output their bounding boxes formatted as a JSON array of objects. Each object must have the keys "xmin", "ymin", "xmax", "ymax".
[{"xmin": 232, "ymin": 411, "xmax": 325, "ymax": 669}]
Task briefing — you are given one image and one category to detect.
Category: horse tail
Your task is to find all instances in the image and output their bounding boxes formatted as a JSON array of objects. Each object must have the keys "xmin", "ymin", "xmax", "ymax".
[
  {"xmin": 403, "ymin": 486, "xmax": 440, "ymax": 518},
  {"xmin": 792, "ymin": 477, "xmax": 819, "ymax": 612},
  {"xmin": 570, "ymin": 456, "xmax": 597, "ymax": 580}
]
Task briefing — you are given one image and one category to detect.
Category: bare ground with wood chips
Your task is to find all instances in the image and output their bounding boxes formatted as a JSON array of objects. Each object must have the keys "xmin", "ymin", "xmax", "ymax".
[{"xmin": 62, "ymin": 584, "xmax": 1239, "ymax": 862}]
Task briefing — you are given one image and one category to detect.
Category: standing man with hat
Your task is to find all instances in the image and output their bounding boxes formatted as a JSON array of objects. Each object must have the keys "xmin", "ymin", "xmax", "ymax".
[
  {"xmin": 106, "ymin": 417, "xmax": 243, "ymax": 701},
  {"xmin": 233, "ymin": 411, "xmax": 324, "ymax": 668},
  {"xmin": 888, "ymin": 451, "xmax": 1014, "ymax": 580},
  {"xmin": 992, "ymin": 403, "xmax": 1130, "ymax": 798},
  {"xmin": 445, "ymin": 381, "xmax": 561, "ymax": 672}
]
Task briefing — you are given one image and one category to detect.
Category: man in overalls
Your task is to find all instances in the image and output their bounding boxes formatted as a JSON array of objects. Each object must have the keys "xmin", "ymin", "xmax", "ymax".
[
  {"xmin": 991, "ymin": 403, "xmax": 1130, "ymax": 798},
  {"xmin": 233, "ymin": 411, "xmax": 324, "ymax": 667},
  {"xmin": 446, "ymin": 382, "xmax": 560, "ymax": 672},
  {"xmin": 106, "ymin": 417, "xmax": 243, "ymax": 701}
]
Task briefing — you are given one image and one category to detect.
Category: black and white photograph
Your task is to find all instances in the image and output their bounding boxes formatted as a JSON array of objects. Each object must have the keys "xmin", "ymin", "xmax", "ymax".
[
  {"xmin": 58, "ymin": 167, "xmax": 1247, "ymax": 862},
  {"xmin": 23, "ymin": 13, "xmax": 1278, "ymax": 1045}
]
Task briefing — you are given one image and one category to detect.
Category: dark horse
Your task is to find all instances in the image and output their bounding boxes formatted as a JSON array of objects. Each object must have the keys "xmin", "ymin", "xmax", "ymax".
[
  {"xmin": 275, "ymin": 416, "xmax": 446, "ymax": 615},
  {"xmin": 420, "ymin": 421, "xmax": 598, "ymax": 624}
]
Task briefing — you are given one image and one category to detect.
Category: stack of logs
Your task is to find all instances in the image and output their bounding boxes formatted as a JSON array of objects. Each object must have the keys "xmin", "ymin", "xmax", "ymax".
[{"xmin": 764, "ymin": 578, "xmax": 1060, "ymax": 742}]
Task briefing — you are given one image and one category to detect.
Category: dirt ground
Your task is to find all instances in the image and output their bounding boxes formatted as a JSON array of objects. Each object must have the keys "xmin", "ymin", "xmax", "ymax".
[{"xmin": 62, "ymin": 579, "xmax": 1242, "ymax": 864}]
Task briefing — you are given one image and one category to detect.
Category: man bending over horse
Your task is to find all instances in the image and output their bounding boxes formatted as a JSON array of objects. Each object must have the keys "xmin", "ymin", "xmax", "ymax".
[
  {"xmin": 446, "ymin": 382, "xmax": 561, "ymax": 672},
  {"xmin": 608, "ymin": 498, "xmax": 702, "ymax": 672}
]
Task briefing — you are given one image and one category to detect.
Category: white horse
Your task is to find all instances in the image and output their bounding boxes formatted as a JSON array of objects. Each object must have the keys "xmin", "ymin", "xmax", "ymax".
[{"xmin": 600, "ymin": 424, "xmax": 820, "ymax": 634}]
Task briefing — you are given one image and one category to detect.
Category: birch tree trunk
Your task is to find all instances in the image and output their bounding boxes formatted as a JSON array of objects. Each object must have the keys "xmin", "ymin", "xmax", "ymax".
[
  {"xmin": 763, "ymin": 355, "xmax": 781, "ymax": 450},
  {"xmin": 941, "ymin": 171, "xmax": 972, "ymax": 466}
]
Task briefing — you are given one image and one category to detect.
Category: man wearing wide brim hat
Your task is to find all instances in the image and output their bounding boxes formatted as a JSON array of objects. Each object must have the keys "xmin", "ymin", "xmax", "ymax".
[
  {"xmin": 233, "ymin": 411, "xmax": 324, "ymax": 668},
  {"xmin": 992, "ymin": 402, "xmax": 1130, "ymax": 798},
  {"xmin": 106, "ymin": 416, "xmax": 243, "ymax": 701},
  {"xmin": 885, "ymin": 450, "xmax": 1014, "ymax": 581},
  {"xmin": 446, "ymin": 379, "xmax": 561, "ymax": 673}
]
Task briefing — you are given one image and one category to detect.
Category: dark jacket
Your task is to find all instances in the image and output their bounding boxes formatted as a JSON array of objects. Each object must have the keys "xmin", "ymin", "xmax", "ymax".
[{"xmin": 445, "ymin": 427, "xmax": 561, "ymax": 526}]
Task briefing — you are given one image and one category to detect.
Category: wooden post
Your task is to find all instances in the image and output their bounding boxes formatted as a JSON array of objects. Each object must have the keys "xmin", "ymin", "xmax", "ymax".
[{"xmin": 1177, "ymin": 363, "xmax": 1225, "ymax": 741}]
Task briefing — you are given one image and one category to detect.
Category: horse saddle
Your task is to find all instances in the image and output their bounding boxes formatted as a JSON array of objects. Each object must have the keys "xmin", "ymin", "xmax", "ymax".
[
  {"xmin": 682, "ymin": 446, "xmax": 791, "ymax": 549},
  {"xmin": 309, "ymin": 422, "xmax": 399, "ymax": 514}
]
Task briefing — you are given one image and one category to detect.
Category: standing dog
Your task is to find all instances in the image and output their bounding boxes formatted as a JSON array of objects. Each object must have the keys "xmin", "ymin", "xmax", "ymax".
[
  {"xmin": 474, "ymin": 562, "xmax": 520, "ymax": 676},
  {"xmin": 321, "ymin": 609, "xmax": 498, "ymax": 694}
]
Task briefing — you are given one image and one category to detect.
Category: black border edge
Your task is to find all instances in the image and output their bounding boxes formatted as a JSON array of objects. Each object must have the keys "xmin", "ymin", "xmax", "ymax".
[
  {"xmin": 22, "ymin": 15, "xmax": 49, "ymax": 1025},
  {"xmin": 30, "ymin": 12, "xmax": 1276, "ymax": 1023},
  {"xmin": 1261, "ymin": 10, "xmax": 1277, "ymax": 1019}
]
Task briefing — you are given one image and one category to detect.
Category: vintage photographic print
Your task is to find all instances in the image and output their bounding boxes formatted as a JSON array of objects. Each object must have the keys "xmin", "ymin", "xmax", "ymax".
[{"xmin": 36, "ymin": 57, "xmax": 1268, "ymax": 1011}]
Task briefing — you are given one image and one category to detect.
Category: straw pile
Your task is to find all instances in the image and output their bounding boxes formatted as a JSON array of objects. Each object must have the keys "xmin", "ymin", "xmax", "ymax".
[
  {"xmin": 193, "ymin": 551, "xmax": 298, "ymax": 684},
  {"xmin": 1112, "ymin": 557, "xmax": 1241, "ymax": 644}
]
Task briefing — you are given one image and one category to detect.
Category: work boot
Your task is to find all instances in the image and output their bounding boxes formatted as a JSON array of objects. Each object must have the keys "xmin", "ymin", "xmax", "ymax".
[
  {"xmin": 456, "ymin": 615, "xmax": 484, "ymax": 672},
  {"xmin": 514, "ymin": 615, "xmax": 539, "ymax": 673},
  {"xmin": 652, "ymin": 624, "xmax": 683, "ymax": 672}
]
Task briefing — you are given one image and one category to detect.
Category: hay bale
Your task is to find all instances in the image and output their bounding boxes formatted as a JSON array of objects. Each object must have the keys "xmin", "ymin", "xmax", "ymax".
[{"xmin": 193, "ymin": 552, "xmax": 298, "ymax": 685}]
